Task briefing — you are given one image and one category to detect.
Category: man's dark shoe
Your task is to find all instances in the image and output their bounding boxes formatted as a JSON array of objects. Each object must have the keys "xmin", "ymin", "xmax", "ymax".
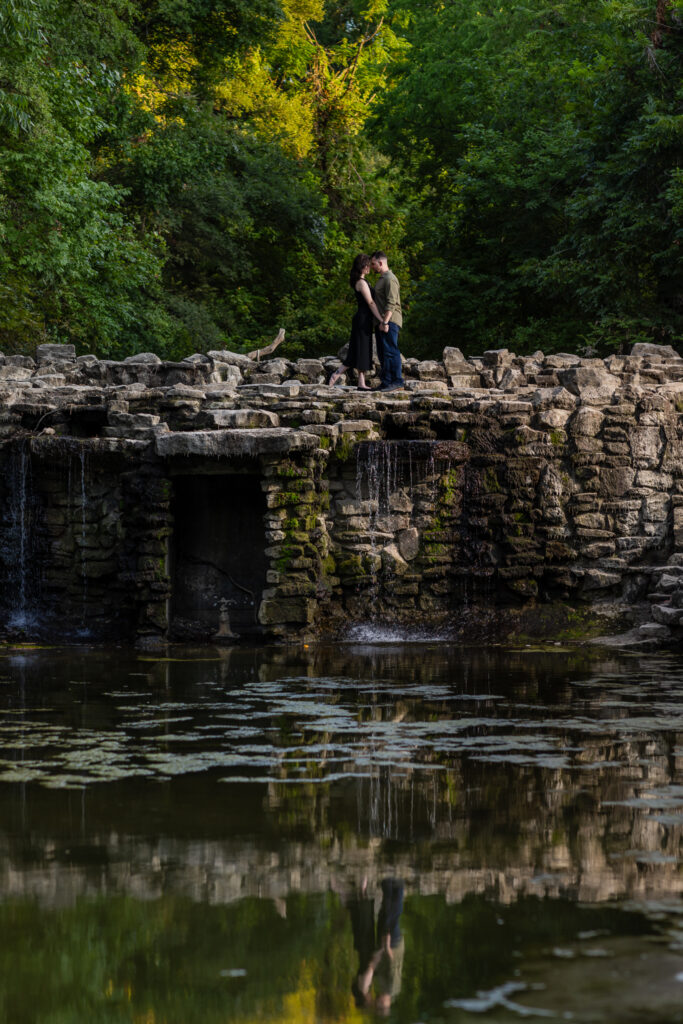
[{"xmin": 378, "ymin": 383, "xmax": 404, "ymax": 392}]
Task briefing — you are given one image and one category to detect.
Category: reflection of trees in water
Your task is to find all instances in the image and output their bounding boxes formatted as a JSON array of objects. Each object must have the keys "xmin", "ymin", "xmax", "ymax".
[{"xmin": 0, "ymin": 884, "xmax": 663, "ymax": 1024}]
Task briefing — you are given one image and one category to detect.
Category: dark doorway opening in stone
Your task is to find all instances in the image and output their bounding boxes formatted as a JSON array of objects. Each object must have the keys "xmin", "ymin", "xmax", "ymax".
[{"xmin": 170, "ymin": 475, "xmax": 268, "ymax": 641}]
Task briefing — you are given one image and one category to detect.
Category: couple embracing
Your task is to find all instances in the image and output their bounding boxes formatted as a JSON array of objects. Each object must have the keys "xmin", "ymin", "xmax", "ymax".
[{"xmin": 329, "ymin": 251, "xmax": 405, "ymax": 393}]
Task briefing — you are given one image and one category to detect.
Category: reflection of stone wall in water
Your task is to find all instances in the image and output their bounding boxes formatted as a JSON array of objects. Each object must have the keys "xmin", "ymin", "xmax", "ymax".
[
  {"xmin": 1, "ymin": 746, "xmax": 681, "ymax": 908},
  {"xmin": 1, "ymin": 340, "xmax": 683, "ymax": 642}
]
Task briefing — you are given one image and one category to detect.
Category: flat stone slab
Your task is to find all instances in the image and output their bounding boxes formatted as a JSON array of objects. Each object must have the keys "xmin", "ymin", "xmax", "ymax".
[
  {"xmin": 207, "ymin": 408, "xmax": 280, "ymax": 428},
  {"xmin": 156, "ymin": 428, "xmax": 319, "ymax": 458}
]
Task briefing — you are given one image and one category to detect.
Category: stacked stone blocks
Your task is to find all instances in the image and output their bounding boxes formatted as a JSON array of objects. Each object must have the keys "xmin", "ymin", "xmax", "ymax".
[{"xmin": 0, "ymin": 341, "xmax": 681, "ymax": 643}]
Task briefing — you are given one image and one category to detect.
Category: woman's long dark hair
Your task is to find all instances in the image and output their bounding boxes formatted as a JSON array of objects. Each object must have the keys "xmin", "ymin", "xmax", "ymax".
[{"xmin": 349, "ymin": 253, "xmax": 371, "ymax": 288}]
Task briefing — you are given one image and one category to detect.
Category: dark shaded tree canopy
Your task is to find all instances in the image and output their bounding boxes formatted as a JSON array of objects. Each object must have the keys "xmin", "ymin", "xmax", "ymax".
[{"xmin": 0, "ymin": 0, "xmax": 681, "ymax": 359}]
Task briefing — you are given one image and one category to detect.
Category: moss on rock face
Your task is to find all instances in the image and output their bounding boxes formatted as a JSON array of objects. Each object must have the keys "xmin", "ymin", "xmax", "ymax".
[
  {"xmin": 334, "ymin": 436, "xmax": 354, "ymax": 462},
  {"xmin": 273, "ymin": 461, "xmax": 311, "ymax": 479},
  {"xmin": 336, "ymin": 554, "xmax": 363, "ymax": 576},
  {"xmin": 504, "ymin": 603, "xmax": 626, "ymax": 644},
  {"xmin": 439, "ymin": 467, "xmax": 458, "ymax": 507}
]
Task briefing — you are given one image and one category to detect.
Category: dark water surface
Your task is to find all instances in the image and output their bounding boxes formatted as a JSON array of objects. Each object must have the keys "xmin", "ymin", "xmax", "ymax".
[{"xmin": 0, "ymin": 641, "xmax": 682, "ymax": 1023}]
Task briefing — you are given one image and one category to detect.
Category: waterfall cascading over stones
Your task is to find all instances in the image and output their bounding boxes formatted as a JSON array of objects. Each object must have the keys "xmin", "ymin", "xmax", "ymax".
[{"xmin": 332, "ymin": 440, "xmax": 469, "ymax": 626}]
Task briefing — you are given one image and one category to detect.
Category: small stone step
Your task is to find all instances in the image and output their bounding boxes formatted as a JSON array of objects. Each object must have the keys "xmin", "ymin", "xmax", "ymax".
[
  {"xmin": 651, "ymin": 603, "xmax": 683, "ymax": 626},
  {"xmin": 638, "ymin": 622, "xmax": 672, "ymax": 638}
]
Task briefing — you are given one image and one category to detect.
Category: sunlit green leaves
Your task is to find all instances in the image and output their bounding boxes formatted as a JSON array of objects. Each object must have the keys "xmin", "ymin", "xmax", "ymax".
[{"xmin": 377, "ymin": 0, "xmax": 683, "ymax": 356}]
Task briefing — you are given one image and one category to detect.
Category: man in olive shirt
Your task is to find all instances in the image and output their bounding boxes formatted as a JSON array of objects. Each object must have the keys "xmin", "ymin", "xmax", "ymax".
[{"xmin": 371, "ymin": 251, "xmax": 405, "ymax": 392}]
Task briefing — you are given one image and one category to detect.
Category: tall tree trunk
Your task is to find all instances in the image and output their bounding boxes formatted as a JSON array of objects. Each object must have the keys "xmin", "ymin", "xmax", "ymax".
[{"xmin": 651, "ymin": 0, "xmax": 673, "ymax": 47}]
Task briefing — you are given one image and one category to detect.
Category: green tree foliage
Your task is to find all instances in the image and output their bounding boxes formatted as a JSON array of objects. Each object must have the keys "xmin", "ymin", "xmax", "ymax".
[
  {"xmin": 0, "ymin": 0, "xmax": 407, "ymax": 357},
  {"xmin": 0, "ymin": 0, "xmax": 169, "ymax": 355},
  {"xmin": 1, "ymin": 0, "xmax": 680, "ymax": 359},
  {"xmin": 378, "ymin": 0, "xmax": 683, "ymax": 357}
]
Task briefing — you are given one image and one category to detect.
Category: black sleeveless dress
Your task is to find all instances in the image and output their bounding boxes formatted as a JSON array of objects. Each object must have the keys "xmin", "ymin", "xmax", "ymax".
[{"xmin": 346, "ymin": 285, "xmax": 374, "ymax": 372}]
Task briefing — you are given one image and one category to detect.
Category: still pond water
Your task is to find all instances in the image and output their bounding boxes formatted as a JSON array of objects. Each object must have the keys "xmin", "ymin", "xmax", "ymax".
[{"xmin": 0, "ymin": 639, "xmax": 682, "ymax": 1023}]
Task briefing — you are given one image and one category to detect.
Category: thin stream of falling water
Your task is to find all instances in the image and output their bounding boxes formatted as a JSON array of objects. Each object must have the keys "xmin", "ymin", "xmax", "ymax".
[
  {"xmin": 356, "ymin": 442, "xmax": 404, "ymax": 620},
  {"xmin": 460, "ymin": 463, "xmax": 471, "ymax": 615},
  {"xmin": 356, "ymin": 445, "xmax": 380, "ymax": 615},
  {"xmin": 17, "ymin": 448, "xmax": 28, "ymax": 623},
  {"xmin": 9, "ymin": 443, "xmax": 32, "ymax": 628},
  {"xmin": 79, "ymin": 447, "xmax": 88, "ymax": 630}
]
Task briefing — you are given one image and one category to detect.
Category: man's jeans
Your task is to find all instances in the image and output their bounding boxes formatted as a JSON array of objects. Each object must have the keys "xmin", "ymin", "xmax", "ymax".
[
  {"xmin": 375, "ymin": 330, "xmax": 384, "ymax": 373},
  {"xmin": 378, "ymin": 323, "xmax": 403, "ymax": 387}
]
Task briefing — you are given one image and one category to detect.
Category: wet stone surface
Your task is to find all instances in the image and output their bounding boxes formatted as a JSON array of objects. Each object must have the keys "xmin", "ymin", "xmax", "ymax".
[{"xmin": 0, "ymin": 641, "xmax": 682, "ymax": 1021}]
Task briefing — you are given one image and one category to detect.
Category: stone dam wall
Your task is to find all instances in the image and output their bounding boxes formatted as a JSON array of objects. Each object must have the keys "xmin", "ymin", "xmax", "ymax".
[{"xmin": 2, "ymin": 340, "xmax": 683, "ymax": 645}]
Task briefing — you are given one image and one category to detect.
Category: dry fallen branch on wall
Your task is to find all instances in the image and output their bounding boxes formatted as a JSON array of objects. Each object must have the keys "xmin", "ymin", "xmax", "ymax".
[{"xmin": 247, "ymin": 328, "xmax": 285, "ymax": 362}]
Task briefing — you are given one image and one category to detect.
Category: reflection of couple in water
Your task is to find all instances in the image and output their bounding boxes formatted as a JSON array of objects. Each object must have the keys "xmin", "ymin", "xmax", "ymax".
[{"xmin": 349, "ymin": 877, "xmax": 405, "ymax": 1016}]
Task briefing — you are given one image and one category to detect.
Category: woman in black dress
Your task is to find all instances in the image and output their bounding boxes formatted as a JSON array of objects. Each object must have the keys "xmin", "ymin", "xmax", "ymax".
[{"xmin": 329, "ymin": 254, "xmax": 384, "ymax": 390}]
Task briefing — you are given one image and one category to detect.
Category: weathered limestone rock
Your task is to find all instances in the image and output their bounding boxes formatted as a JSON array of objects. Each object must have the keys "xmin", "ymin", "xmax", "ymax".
[
  {"xmin": 483, "ymin": 349, "xmax": 514, "ymax": 367},
  {"xmin": 156, "ymin": 428, "xmax": 319, "ymax": 458},
  {"xmin": 559, "ymin": 368, "xmax": 619, "ymax": 405},
  {"xmin": 630, "ymin": 425, "xmax": 663, "ymax": 467},
  {"xmin": 163, "ymin": 383, "xmax": 206, "ymax": 401},
  {"xmin": 406, "ymin": 380, "xmax": 449, "ymax": 394},
  {"xmin": 258, "ymin": 592, "xmax": 315, "ymax": 625},
  {"xmin": 415, "ymin": 360, "xmax": 447, "ymax": 381},
  {"xmin": 534, "ymin": 408, "xmax": 572, "ymax": 430},
  {"xmin": 124, "ymin": 352, "xmax": 162, "ymax": 365},
  {"xmin": 498, "ymin": 366, "xmax": 525, "ymax": 390},
  {"xmin": 544, "ymin": 353, "xmax": 581, "ymax": 369},
  {"xmin": 206, "ymin": 409, "xmax": 280, "ymax": 429},
  {"xmin": 631, "ymin": 343, "xmax": 680, "ymax": 361},
  {"xmin": 295, "ymin": 359, "xmax": 325, "ymax": 383},
  {"xmin": 397, "ymin": 527, "xmax": 420, "ymax": 561},
  {"xmin": 673, "ymin": 506, "xmax": 683, "ymax": 549},
  {"xmin": 208, "ymin": 363, "xmax": 242, "ymax": 385},
  {"xmin": 36, "ymin": 344, "xmax": 76, "ymax": 363},
  {"xmin": 652, "ymin": 603, "xmax": 683, "ymax": 626},
  {"xmin": 442, "ymin": 347, "xmax": 467, "ymax": 374},
  {"xmin": 581, "ymin": 569, "xmax": 622, "ymax": 591},
  {"xmin": 381, "ymin": 543, "xmax": 409, "ymax": 575},
  {"xmin": 531, "ymin": 387, "xmax": 576, "ymax": 411},
  {"xmin": 449, "ymin": 373, "xmax": 482, "ymax": 389},
  {"xmin": 207, "ymin": 349, "xmax": 256, "ymax": 370},
  {"xmin": 103, "ymin": 411, "xmax": 165, "ymax": 440},
  {"xmin": 335, "ymin": 419, "xmax": 377, "ymax": 436},
  {"xmin": 239, "ymin": 382, "xmax": 301, "ymax": 398},
  {"xmin": 252, "ymin": 358, "xmax": 289, "ymax": 378},
  {"xmin": 569, "ymin": 407, "xmax": 604, "ymax": 437},
  {"xmin": 0, "ymin": 365, "xmax": 33, "ymax": 380}
]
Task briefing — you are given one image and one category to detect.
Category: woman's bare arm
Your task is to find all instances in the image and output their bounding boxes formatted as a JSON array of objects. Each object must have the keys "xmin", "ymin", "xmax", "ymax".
[{"xmin": 356, "ymin": 279, "xmax": 383, "ymax": 322}]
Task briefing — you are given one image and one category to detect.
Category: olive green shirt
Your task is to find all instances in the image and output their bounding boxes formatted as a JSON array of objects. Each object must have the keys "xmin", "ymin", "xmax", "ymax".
[{"xmin": 374, "ymin": 269, "xmax": 403, "ymax": 328}]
